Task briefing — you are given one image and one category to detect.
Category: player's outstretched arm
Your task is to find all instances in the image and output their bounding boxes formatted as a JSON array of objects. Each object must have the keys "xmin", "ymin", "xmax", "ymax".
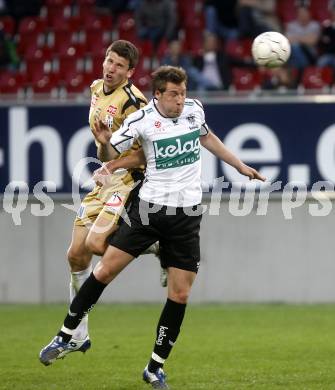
[
  {"xmin": 92, "ymin": 119, "xmax": 119, "ymax": 162},
  {"xmin": 93, "ymin": 149, "xmax": 146, "ymax": 187},
  {"xmin": 200, "ymin": 130, "xmax": 266, "ymax": 181}
]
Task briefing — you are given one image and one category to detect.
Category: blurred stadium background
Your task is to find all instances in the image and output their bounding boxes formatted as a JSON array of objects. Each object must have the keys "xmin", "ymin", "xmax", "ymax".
[
  {"xmin": 2, "ymin": 0, "xmax": 335, "ymax": 96},
  {"xmin": 1, "ymin": 0, "xmax": 335, "ymax": 304}
]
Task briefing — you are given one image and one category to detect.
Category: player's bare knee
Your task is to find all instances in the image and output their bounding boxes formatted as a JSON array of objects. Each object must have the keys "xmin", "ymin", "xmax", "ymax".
[
  {"xmin": 67, "ymin": 247, "xmax": 77, "ymax": 264},
  {"xmin": 94, "ymin": 261, "xmax": 115, "ymax": 284},
  {"xmin": 67, "ymin": 247, "xmax": 91, "ymax": 271},
  {"xmin": 169, "ymin": 290, "xmax": 190, "ymax": 304}
]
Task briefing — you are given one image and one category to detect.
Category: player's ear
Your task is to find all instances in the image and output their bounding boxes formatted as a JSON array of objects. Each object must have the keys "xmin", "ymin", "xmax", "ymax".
[{"xmin": 127, "ymin": 68, "xmax": 135, "ymax": 79}]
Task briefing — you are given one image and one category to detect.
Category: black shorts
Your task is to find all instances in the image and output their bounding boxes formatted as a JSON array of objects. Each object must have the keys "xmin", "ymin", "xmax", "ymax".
[
  {"xmin": 109, "ymin": 198, "xmax": 202, "ymax": 273},
  {"xmin": 119, "ymin": 170, "xmax": 144, "ymax": 226}
]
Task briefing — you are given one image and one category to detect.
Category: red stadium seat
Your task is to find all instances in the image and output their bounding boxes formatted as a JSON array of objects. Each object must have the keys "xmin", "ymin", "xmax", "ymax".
[
  {"xmin": 46, "ymin": 0, "xmax": 72, "ymax": 6},
  {"xmin": 51, "ymin": 15, "xmax": 81, "ymax": 32},
  {"xmin": 225, "ymin": 39, "xmax": 253, "ymax": 62},
  {"xmin": 81, "ymin": 13, "xmax": 113, "ymax": 30},
  {"xmin": 57, "ymin": 55, "xmax": 85, "ymax": 82},
  {"xmin": 177, "ymin": 0, "xmax": 204, "ymax": 23},
  {"xmin": 132, "ymin": 72, "xmax": 151, "ymax": 91},
  {"xmin": 118, "ymin": 13, "xmax": 136, "ymax": 41},
  {"xmin": 0, "ymin": 71, "xmax": 25, "ymax": 94},
  {"xmin": 77, "ymin": 5, "xmax": 96, "ymax": 26},
  {"xmin": 156, "ymin": 39, "xmax": 168, "ymax": 59},
  {"xmin": 17, "ymin": 32, "xmax": 44, "ymax": 56},
  {"xmin": 140, "ymin": 39, "xmax": 153, "ymax": 57},
  {"xmin": 50, "ymin": 29, "xmax": 76, "ymax": 53},
  {"xmin": 57, "ymin": 42, "xmax": 86, "ymax": 58},
  {"xmin": 276, "ymin": 0, "xmax": 297, "ymax": 23},
  {"xmin": 184, "ymin": 28, "xmax": 204, "ymax": 56},
  {"xmin": 301, "ymin": 66, "xmax": 333, "ymax": 90},
  {"xmin": 46, "ymin": 5, "xmax": 72, "ymax": 28},
  {"xmin": 18, "ymin": 16, "xmax": 47, "ymax": 35},
  {"xmin": 232, "ymin": 68, "xmax": 261, "ymax": 91},
  {"xmin": 25, "ymin": 45, "xmax": 53, "ymax": 61},
  {"xmin": 64, "ymin": 73, "xmax": 91, "ymax": 94},
  {"xmin": 310, "ymin": 0, "xmax": 330, "ymax": 23},
  {"xmin": 25, "ymin": 59, "xmax": 53, "ymax": 83},
  {"xmin": 86, "ymin": 54, "xmax": 104, "ymax": 79},
  {"xmin": 178, "ymin": 0, "xmax": 204, "ymax": 29},
  {"xmin": 132, "ymin": 60, "xmax": 151, "ymax": 90},
  {"xmin": 54, "ymin": 42, "xmax": 86, "ymax": 81},
  {"xmin": 31, "ymin": 73, "xmax": 59, "ymax": 94},
  {"xmin": 0, "ymin": 16, "xmax": 16, "ymax": 36},
  {"xmin": 84, "ymin": 30, "xmax": 109, "ymax": 55}
]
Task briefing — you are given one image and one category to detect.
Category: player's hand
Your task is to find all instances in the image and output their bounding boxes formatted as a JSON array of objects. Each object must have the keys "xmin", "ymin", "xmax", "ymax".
[
  {"xmin": 92, "ymin": 162, "xmax": 116, "ymax": 187},
  {"xmin": 91, "ymin": 119, "xmax": 113, "ymax": 145},
  {"xmin": 238, "ymin": 164, "xmax": 266, "ymax": 181}
]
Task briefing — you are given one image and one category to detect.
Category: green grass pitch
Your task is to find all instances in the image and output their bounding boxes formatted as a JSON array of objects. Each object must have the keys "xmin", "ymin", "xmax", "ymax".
[{"xmin": 1, "ymin": 304, "xmax": 335, "ymax": 389}]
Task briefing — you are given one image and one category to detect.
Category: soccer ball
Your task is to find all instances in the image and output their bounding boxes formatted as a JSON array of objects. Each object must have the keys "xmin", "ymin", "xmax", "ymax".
[{"xmin": 251, "ymin": 31, "xmax": 291, "ymax": 68}]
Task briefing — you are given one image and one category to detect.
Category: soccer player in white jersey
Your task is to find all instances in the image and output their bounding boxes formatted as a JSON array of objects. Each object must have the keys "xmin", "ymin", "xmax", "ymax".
[{"xmin": 39, "ymin": 66, "xmax": 265, "ymax": 388}]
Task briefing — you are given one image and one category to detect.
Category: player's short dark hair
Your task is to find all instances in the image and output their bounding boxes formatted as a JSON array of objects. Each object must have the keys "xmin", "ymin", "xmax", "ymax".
[
  {"xmin": 105, "ymin": 40, "xmax": 139, "ymax": 69},
  {"xmin": 151, "ymin": 66, "xmax": 188, "ymax": 94}
]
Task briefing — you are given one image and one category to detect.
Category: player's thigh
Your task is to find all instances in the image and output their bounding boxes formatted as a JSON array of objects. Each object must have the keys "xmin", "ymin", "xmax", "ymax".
[
  {"xmin": 74, "ymin": 186, "xmax": 104, "ymax": 229},
  {"xmin": 86, "ymin": 213, "xmax": 119, "ymax": 247},
  {"xmin": 167, "ymin": 267, "xmax": 197, "ymax": 304},
  {"xmin": 94, "ymin": 245, "xmax": 135, "ymax": 284},
  {"xmin": 86, "ymin": 186, "xmax": 133, "ymax": 247}
]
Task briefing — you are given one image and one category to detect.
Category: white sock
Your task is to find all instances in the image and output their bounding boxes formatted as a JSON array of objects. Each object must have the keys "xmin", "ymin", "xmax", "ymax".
[{"xmin": 69, "ymin": 265, "xmax": 92, "ymax": 340}]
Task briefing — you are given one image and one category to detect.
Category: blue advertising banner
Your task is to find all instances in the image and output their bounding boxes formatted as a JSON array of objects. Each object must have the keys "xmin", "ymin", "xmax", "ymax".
[
  {"xmin": 1, "ymin": 101, "xmax": 335, "ymax": 194},
  {"xmin": 203, "ymin": 101, "xmax": 335, "ymax": 190}
]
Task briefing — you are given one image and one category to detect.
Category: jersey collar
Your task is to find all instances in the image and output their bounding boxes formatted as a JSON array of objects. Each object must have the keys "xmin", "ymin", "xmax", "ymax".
[{"xmin": 103, "ymin": 79, "xmax": 130, "ymax": 96}]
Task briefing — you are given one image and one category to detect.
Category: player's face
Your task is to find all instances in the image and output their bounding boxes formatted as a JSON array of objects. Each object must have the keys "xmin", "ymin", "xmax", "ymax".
[
  {"xmin": 102, "ymin": 51, "xmax": 134, "ymax": 92},
  {"xmin": 155, "ymin": 82, "xmax": 186, "ymax": 118}
]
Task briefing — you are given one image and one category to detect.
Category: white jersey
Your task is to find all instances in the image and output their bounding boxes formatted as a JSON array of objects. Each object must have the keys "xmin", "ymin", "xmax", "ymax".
[{"xmin": 110, "ymin": 98, "xmax": 209, "ymax": 207}]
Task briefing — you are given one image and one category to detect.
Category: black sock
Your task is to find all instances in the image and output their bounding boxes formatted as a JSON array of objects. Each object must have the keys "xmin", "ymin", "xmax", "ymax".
[
  {"xmin": 148, "ymin": 298, "xmax": 186, "ymax": 372},
  {"xmin": 57, "ymin": 273, "xmax": 107, "ymax": 342}
]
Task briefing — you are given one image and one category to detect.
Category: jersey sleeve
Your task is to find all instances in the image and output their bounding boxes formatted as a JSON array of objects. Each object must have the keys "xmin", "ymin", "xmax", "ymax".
[
  {"xmin": 123, "ymin": 97, "xmax": 147, "ymax": 118},
  {"xmin": 110, "ymin": 110, "xmax": 144, "ymax": 154},
  {"xmin": 122, "ymin": 84, "xmax": 148, "ymax": 118},
  {"xmin": 194, "ymin": 99, "xmax": 209, "ymax": 136}
]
